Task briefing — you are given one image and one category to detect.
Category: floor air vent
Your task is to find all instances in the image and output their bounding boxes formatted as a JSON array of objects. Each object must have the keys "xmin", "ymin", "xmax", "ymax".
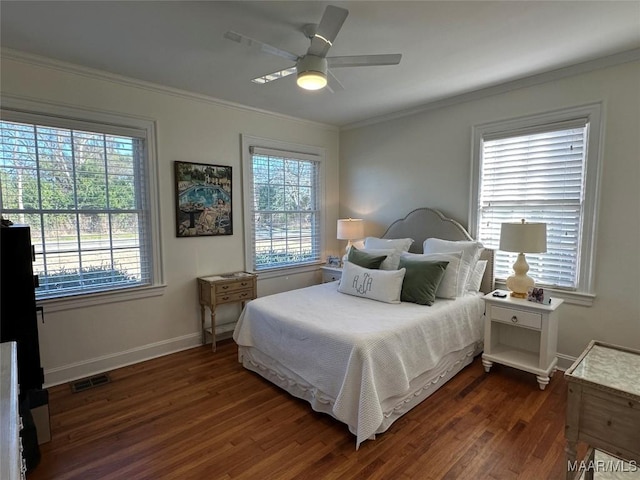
[{"xmin": 70, "ymin": 373, "xmax": 111, "ymax": 393}]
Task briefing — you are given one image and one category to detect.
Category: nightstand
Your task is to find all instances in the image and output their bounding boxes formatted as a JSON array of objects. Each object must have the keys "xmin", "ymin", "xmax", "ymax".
[
  {"xmin": 197, "ymin": 272, "xmax": 257, "ymax": 352},
  {"xmin": 482, "ymin": 290, "xmax": 564, "ymax": 390},
  {"xmin": 321, "ymin": 266, "xmax": 342, "ymax": 283}
]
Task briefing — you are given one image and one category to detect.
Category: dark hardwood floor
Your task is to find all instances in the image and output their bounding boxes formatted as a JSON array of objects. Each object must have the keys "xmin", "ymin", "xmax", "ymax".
[{"xmin": 29, "ymin": 340, "xmax": 580, "ymax": 480}]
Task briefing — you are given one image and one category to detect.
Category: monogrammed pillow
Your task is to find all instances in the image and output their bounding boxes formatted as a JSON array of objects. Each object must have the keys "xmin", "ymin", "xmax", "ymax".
[{"xmin": 338, "ymin": 261, "xmax": 406, "ymax": 304}]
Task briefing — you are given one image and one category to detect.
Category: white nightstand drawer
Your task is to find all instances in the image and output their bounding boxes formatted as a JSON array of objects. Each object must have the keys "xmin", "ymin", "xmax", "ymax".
[
  {"xmin": 321, "ymin": 266, "xmax": 342, "ymax": 283},
  {"xmin": 492, "ymin": 306, "xmax": 542, "ymax": 330}
]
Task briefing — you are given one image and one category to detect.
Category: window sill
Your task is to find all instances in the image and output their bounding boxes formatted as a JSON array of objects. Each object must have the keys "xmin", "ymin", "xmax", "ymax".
[
  {"xmin": 494, "ymin": 281, "xmax": 595, "ymax": 307},
  {"xmin": 37, "ymin": 284, "xmax": 167, "ymax": 313},
  {"xmin": 252, "ymin": 262, "xmax": 325, "ymax": 280}
]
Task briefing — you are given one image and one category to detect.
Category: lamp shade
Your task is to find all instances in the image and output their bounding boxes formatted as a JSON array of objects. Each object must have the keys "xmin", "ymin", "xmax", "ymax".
[
  {"xmin": 337, "ymin": 218, "xmax": 364, "ymax": 240},
  {"xmin": 500, "ymin": 221, "xmax": 547, "ymax": 253}
]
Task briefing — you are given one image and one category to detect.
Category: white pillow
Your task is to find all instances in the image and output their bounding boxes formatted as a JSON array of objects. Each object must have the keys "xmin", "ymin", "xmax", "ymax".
[
  {"xmin": 364, "ymin": 237, "xmax": 414, "ymax": 254},
  {"xmin": 422, "ymin": 238, "xmax": 483, "ymax": 296},
  {"xmin": 467, "ymin": 259, "xmax": 488, "ymax": 292},
  {"xmin": 338, "ymin": 261, "xmax": 406, "ymax": 304},
  {"xmin": 401, "ymin": 251, "xmax": 463, "ymax": 299}
]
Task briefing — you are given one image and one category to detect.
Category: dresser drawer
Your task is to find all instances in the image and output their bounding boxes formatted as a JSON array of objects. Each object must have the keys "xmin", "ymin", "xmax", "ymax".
[
  {"xmin": 215, "ymin": 280, "xmax": 254, "ymax": 295},
  {"xmin": 579, "ymin": 388, "xmax": 640, "ymax": 457},
  {"xmin": 491, "ymin": 306, "xmax": 541, "ymax": 330},
  {"xmin": 322, "ymin": 271, "xmax": 341, "ymax": 283},
  {"xmin": 216, "ymin": 289, "xmax": 254, "ymax": 304}
]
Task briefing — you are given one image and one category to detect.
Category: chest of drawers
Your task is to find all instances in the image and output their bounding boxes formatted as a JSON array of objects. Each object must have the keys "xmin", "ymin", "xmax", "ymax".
[
  {"xmin": 1, "ymin": 342, "xmax": 27, "ymax": 479},
  {"xmin": 564, "ymin": 340, "xmax": 640, "ymax": 479}
]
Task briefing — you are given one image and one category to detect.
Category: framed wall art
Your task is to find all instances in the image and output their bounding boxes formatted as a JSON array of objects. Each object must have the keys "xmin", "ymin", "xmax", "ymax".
[{"xmin": 174, "ymin": 161, "xmax": 232, "ymax": 237}]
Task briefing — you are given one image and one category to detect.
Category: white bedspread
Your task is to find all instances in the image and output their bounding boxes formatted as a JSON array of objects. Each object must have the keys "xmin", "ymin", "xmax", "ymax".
[{"xmin": 233, "ymin": 282, "xmax": 484, "ymax": 447}]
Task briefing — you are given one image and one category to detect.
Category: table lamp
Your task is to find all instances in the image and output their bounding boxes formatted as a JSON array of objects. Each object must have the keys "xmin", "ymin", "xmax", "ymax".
[
  {"xmin": 337, "ymin": 218, "xmax": 364, "ymax": 253},
  {"xmin": 499, "ymin": 219, "xmax": 547, "ymax": 298}
]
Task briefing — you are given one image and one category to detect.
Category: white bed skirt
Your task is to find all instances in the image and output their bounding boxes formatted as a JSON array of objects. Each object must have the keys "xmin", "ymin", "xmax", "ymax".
[{"xmin": 238, "ymin": 340, "xmax": 483, "ymax": 447}]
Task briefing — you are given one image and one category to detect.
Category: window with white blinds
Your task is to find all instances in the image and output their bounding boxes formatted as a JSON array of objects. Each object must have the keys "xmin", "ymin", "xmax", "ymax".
[
  {"xmin": 471, "ymin": 104, "xmax": 602, "ymax": 295},
  {"xmin": 243, "ymin": 138, "xmax": 323, "ymax": 272},
  {"xmin": 0, "ymin": 112, "xmax": 155, "ymax": 300}
]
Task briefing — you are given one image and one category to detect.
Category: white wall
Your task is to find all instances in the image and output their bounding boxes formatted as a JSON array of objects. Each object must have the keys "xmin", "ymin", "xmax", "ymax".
[
  {"xmin": 2, "ymin": 51, "xmax": 638, "ymax": 381},
  {"xmin": 340, "ymin": 60, "xmax": 640, "ymax": 362},
  {"xmin": 0, "ymin": 53, "xmax": 341, "ymax": 385}
]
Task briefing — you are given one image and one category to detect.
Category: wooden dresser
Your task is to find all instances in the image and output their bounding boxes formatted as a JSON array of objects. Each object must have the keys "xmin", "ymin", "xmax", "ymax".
[
  {"xmin": 565, "ymin": 340, "xmax": 640, "ymax": 479},
  {"xmin": 197, "ymin": 272, "xmax": 257, "ymax": 352}
]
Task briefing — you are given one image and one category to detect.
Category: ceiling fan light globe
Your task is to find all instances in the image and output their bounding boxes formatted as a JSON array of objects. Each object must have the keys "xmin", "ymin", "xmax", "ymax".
[
  {"xmin": 297, "ymin": 71, "xmax": 327, "ymax": 90},
  {"xmin": 296, "ymin": 55, "xmax": 328, "ymax": 90}
]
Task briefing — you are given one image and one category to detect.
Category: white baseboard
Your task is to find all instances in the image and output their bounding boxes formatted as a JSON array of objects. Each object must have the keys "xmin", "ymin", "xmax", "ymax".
[
  {"xmin": 556, "ymin": 353, "xmax": 578, "ymax": 372},
  {"xmin": 43, "ymin": 333, "xmax": 202, "ymax": 387},
  {"xmin": 43, "ymin": 336, "xmax": 580, "ymax": 388}
]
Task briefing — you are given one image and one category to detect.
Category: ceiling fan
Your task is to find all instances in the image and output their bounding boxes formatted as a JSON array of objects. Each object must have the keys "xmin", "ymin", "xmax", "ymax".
[{"xmin": 224, "ymin": 5, "xmax": 402, "ymax": 91}]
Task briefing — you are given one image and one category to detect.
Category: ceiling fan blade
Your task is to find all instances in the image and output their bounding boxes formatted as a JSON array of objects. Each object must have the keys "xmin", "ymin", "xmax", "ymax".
[
  {"xmin": 250, "ymin": 66, "xmax": 297, "ymax": 85},
  {"xmin": 307, "ymin": 5, "xmax": 349, "ymax": 57},
  {"xmin": 328, "ymin": 54, "xmax": 402, "ymax": 68},
  {"xmin": 327, "ymin": 70, "xmax": 344, "ymax": 92},
  {"xmin": 224, "ymin": 31, "xmax": 299, "ymax": 63}
]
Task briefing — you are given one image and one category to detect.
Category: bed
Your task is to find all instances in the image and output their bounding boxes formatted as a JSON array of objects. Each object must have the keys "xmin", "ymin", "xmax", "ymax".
[{"xmin": 233, "ymin": 208, "xmax": 494, "ymax": 448}]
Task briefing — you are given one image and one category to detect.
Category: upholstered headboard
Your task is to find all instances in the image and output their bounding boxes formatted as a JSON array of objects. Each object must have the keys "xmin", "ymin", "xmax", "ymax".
[{"xmin": 381, "ymin": 208, "xmax": 495, "ymax": 294}]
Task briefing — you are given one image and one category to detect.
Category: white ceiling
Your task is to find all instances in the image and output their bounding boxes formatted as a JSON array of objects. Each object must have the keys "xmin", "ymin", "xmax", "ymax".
[{"xmin": 2, "ymin": 1, "xmax": 639, "ymax": 127}]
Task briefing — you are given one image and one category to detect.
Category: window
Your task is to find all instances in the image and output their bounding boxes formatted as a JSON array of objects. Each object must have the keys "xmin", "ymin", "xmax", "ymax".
[
  {"xmin": 470, "ymin": 104, "xmax": 602, "ymax": 301},
  {"xmin": 0, "ymin": 106, "xmax": 162, "ymax": 305},
  {"xmin": 242, "ymin": 136, "xmax": 323, "ymax": 272}
]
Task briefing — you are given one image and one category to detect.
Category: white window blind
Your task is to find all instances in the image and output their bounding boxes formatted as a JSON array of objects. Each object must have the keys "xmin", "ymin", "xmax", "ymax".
[
  {"xmin": 477, "ymin": 121, "xmax": 589, "ymax": 290},
  {"xmin": 247, "ymin": 145, "xmax": 321, "ymax": 271},
  {"xmin": 0, "ymin": 117, "xmax": 152, "ymax": 299}
]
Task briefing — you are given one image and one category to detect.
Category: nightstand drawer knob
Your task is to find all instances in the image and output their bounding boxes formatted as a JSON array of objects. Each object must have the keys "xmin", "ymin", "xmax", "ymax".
[{"xmin": 511, "ymin": 316, "xmax": 518, "ymax": 323}]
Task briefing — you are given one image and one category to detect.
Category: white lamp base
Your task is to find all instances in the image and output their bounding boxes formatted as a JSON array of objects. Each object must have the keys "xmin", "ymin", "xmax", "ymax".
[
  {"xmin": 345, "ymin": 240, "xmax": 354, "ymax": 254},
  {"xmin": 505, "ymin": 253, "xmax": 535, "ymax": 298}
]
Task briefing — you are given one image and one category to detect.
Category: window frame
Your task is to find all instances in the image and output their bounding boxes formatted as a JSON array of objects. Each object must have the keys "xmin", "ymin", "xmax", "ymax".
[
  {"xmin": 469, "ymin": 103, "xmax": 603, "ymax": 306},
  {"xmin": 1, "ymin": 97, "xmax": 165, "ymax": 312},
  {"xmin": 241, "ymin": 134, "xmax": 325, "ymax": 277}
]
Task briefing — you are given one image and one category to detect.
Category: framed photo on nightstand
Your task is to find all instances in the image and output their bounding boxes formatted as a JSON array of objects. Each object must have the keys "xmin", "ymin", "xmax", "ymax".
[
  {"xmin": 527, "ymin": 287, "xmax": 547, "ymax": 304},
  {"xmin": 326, "ymin": 255, "xmax": 341, "ymax": 267}
]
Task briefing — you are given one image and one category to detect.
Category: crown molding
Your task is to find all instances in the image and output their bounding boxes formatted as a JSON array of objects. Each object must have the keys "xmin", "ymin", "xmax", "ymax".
[
  {"xmin": 0, "ymin": 47, "xmax": 338, "ymax": 133},
  {"xmin": 342, "ymin": 48, "xmax": 640, "ymax": 131},
  {"xmin": 3, "ymin": 46, "xmax": 638, "ymax": 133}
]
